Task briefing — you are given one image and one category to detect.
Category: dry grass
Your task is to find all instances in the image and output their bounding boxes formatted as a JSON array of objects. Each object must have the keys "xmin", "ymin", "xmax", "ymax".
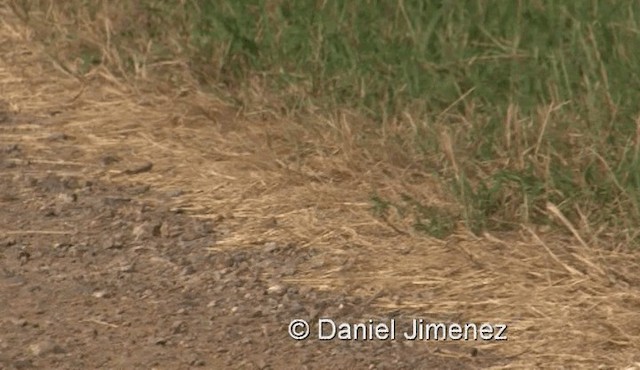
[{"xmin": 2, "ymin": 2, "xmax": 640, "ymax": 368}]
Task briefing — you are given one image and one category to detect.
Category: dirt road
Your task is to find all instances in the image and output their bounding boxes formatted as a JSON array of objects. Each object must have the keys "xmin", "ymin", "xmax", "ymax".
[{"xmin": 0, "ymin": 148, "xmax": 488, "ymax": 369}]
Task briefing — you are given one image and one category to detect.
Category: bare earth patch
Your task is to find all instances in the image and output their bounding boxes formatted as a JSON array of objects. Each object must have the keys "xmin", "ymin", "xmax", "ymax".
[
  {"xmin": 0, "ymin": 155, "xmax": 486, "ymax": 369},
  {"xmin": 1, "ymin": 4, "xmax": 640, "ymax": 369}
]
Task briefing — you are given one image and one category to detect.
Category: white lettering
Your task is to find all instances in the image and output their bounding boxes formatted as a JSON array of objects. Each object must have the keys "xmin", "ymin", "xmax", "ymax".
[{"xmin": 318, "ymin": 318, "xmax": 336, "ymax": 340}]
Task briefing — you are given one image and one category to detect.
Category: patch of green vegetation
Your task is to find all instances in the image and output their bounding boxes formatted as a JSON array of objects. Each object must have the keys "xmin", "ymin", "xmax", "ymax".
[
  {"xmin": 370, "ymin": 193, "xmax": 456, "ymax": 239},
  {"xmin": 183, "ymin": 1, "xmax": 638, "ymax": 116},
  {"xmin": 400, "ymin": 194, "xmax": 456, "ymax": 239},
  {"xmin": 181, "ymin": 0, "xmax": 640, "ymax": 242},
  {"xmin": 450, "ymin": 167, "xmax": 547, "ymax": 233},
  {"xmin": 370, "ymin": 194, "xmax": 391, "ymax": 218}
]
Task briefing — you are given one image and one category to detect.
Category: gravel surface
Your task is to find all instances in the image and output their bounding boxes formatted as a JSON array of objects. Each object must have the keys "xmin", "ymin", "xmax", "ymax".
[{"xmin": 0, "ymin": 136, "xmax": 496, "ymax": 369}]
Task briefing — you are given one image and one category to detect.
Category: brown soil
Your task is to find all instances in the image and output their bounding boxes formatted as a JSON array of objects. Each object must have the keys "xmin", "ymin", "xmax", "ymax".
[
  {"xmin": 2, "ymin": 4, "xmax": 640, "ymax": 369},
  {"xmin": 0, "ymin": 145, "xmax": 489, "ymax": 369}
]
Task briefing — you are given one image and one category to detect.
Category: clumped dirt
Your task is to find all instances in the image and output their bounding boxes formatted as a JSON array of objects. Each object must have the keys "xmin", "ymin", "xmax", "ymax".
[{"xmin": 0, "ymin": 137, "xmax": 490, "ymax": 369}]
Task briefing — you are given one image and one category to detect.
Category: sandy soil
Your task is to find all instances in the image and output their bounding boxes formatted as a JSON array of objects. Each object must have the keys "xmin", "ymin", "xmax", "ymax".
[{"xmin": 0, "ymin": 141, "xmax": 491, "ymax": 369}]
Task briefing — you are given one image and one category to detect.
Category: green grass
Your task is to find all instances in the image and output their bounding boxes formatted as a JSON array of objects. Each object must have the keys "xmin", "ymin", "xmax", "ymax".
[
  {"xmin": 184, "ymin": 1, "xmax": 639, "ymax": 114},
  {"xmin": 15, "ymin": 0, "xmax": 640, "ymax": 244},
  {"xmin": 183, "ymin": 0, "xmax": 640, "ymax": 241}
]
